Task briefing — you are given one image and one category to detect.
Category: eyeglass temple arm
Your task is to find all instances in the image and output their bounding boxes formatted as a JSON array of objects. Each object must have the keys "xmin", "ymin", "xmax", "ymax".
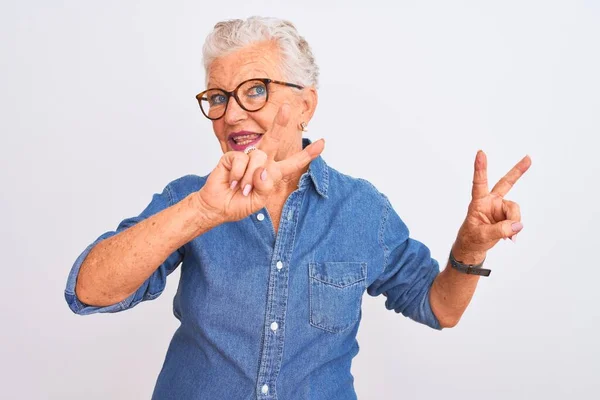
[{"xmin": 269, "ymin": 79, "xmax": 304, "ymax": 90}]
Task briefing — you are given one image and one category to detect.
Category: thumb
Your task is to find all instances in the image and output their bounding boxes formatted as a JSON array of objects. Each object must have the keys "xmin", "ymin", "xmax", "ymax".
[
  {"xmin": 277, "ymin": 138, "xmax": 325, "ymax": 177},
  {"xmin": 305, "ymin": 138, "xmax": 325, "ymax": 159},
  {"xmin": 488, "ymin": 220, "xmax": 524, "ymax": 240}
]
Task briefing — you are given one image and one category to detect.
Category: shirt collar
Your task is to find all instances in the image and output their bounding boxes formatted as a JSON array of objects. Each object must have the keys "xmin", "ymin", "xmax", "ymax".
[{"xmin": 301, "ymin": 137, "xmax": 329, "ymax": 198}]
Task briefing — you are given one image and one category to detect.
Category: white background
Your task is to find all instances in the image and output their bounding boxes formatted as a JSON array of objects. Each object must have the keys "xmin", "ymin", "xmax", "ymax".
[{"xmin": 1, "ymin": 1, "xmax": 599, "ymax": 399}]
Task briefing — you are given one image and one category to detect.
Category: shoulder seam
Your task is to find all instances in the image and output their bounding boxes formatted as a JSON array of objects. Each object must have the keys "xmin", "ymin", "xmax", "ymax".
[
  {"xmin": 165, "ymin": 183, "xmax": 175, "ymax": 207},
  {"xmin": 378, "ymin": 192, "xmax": 391, "ymax": 269}
]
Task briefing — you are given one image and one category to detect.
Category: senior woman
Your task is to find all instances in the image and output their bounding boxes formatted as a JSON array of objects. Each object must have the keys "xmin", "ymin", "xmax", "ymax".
[{"xmin": 65, "ymin": 16, "xmax": 531, "ymax": 400}]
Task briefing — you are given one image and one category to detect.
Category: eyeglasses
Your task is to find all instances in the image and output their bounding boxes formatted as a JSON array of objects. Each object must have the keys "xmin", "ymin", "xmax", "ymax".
[{"xmin": 195, "ymin": 78, "xmax": 304, "ymax": 120}]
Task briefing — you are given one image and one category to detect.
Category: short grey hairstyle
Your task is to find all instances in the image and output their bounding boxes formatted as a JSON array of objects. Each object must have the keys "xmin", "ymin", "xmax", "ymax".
[{"xmin": 202, "ymin": 16, "xmax": 319, "ymax": 88}]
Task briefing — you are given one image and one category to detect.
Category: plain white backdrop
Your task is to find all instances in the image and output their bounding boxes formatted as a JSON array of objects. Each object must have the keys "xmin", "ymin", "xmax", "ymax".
[{"xmin": 1, "ymin": 1, "xmax": 599, "ymax": 399}]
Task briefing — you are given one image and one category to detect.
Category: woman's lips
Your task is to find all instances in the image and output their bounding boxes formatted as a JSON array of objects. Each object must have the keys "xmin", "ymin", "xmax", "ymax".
[{"xmin": 228, "ymin": 134, "xmax": 263, "ymax": 152}]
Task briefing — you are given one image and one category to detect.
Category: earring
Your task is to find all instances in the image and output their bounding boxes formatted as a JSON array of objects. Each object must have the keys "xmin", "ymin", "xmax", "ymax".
[{"xmin": 300, "ymin": 122, "xmax": 308, "ymax": 132}]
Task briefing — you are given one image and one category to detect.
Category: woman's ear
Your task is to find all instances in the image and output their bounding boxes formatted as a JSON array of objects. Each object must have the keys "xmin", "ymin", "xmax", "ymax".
[{"xmin": 301, "ymin": 87, "xmax": 318, "ymax": 123}]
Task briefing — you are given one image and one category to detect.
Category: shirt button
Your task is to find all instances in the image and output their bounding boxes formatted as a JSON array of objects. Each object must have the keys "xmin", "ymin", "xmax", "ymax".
[
  {"xmin": 270, "ymin": 321, "xmax": 279, "ymax": 331},
  {"xmin": 257, "ymin": 213, "xmax": 265, "ymax": 221},
  {"xmin": 276, "ymin": 261, "xmax": 283, "ymax": 270},
  {"xmin": 261, "ymin": 384, "xmax": 269, "ymax": 394}
]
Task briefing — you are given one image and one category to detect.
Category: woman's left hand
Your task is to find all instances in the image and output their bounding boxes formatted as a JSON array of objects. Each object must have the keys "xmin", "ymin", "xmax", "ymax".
[{"xmin": 453, "ymin": 151, "xmax": 532, "ymax": 263}]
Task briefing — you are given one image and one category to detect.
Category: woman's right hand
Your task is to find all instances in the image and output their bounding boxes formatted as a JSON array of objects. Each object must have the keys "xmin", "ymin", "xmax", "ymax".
[{"xmin": 193, "ymin": 104, "xmax": 325, "ymax": 224}]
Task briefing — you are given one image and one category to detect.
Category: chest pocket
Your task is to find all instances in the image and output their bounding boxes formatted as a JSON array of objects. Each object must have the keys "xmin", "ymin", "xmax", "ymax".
[{"xmin": 309, "ymin": 261, "xmax": 367, "ymax": 333}]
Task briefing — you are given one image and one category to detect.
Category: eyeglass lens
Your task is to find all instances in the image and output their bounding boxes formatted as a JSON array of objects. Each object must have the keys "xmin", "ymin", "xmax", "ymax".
[{"xmin": 200, "ymin": 79, "xmax": 268, "ymax": 119}]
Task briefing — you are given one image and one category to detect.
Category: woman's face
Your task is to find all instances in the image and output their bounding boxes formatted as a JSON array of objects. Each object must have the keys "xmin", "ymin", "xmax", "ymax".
[{"xmin": 206, "ymin": 41, "xmax": 317, "ymax": 161}]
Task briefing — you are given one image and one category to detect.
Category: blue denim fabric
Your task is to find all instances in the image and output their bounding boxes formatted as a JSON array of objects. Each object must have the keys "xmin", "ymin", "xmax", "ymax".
[{"xmin": 65, "ymin": 138, "xmax": 442, "ymax": 400}]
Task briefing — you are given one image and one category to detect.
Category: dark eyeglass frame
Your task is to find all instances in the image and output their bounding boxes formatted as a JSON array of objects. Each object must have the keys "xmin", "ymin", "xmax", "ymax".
[{"xmin": 195, "ymin": 78, "xmax": 304, "ymax": 120}]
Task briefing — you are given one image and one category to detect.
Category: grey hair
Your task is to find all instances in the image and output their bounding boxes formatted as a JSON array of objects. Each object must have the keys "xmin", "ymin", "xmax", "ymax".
[{"xmin": 202, "ymin": 16, "xmax": 319, "ymax": 88}]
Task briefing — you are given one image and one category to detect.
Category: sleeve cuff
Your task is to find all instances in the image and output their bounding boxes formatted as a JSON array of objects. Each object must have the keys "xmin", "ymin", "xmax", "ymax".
[
  {"xmin": 64, "ymin": 236, "xmax": 135, "ymax": 315},
  {"xmin": 418, "ymin": 279, "xmax": 443, "ymax": 331}
]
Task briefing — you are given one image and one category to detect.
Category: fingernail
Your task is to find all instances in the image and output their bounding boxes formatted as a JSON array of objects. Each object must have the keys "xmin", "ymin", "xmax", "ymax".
[
  {"xmin": 261, "ymin": 169, "xmax": 267, "ymax": 181},
  {"xmin": 230, "ymin": 180, "xmax": 238, "ymax": 190},
  {"xmin": 243, "ymin": 184, "xmax": 252, "ymax": 196},
  {"xmin": 512, "ymin": 222, "xmax": 523, "ymax": 233},
  {"xmin": 511, "ymin": 235, "xmax": 517, "ymax": 243}
]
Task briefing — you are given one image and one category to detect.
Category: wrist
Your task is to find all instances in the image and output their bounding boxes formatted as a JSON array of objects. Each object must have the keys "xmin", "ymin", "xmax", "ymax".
[
  {"xmin": 188, "ymin": 192, "xmax": 225, "ymax": 231},
  {"xmin": 451, "ymin": 242, "xmax": 486, "ymax": 265}
]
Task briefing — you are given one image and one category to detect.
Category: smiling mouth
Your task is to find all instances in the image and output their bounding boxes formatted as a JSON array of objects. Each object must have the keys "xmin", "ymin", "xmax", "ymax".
[
  {"xmin": 231, "ymin": 133, "xmax": 262, "ymax": 145},
  {"xmin": 228, "ymin": 133, "xmax": 264, "ymax": 151}
]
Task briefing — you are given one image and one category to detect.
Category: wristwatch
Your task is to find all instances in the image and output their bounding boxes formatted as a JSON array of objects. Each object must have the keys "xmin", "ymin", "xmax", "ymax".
[{"xmin": 449, "ymin": 251, "xmax": 491, "ymax": 277}]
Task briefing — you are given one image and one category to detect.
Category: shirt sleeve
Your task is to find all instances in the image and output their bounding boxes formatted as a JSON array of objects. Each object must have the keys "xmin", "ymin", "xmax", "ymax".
[
  {"xmin": 64, "ymin": 183, "xmax": 184, "ymax": 315},
  {"xmin": 367, "ymin": 195, "xmax": 442, "ymax": 330}
]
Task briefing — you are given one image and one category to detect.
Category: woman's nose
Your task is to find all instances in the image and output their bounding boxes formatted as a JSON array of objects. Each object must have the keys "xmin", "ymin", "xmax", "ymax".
[{"xmin": 223, "ymin": 96, "xmax": 247, "ymax": 125}]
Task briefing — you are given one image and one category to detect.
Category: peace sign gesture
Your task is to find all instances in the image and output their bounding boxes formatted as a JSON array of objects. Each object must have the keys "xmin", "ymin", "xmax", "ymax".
[
  {"xmin": 195, "ymin": 103, "xmax": 325, "ymax": 224},
  {"xmin": 454, "ymin": 151, "xmax": 532, "ymax": 259}
]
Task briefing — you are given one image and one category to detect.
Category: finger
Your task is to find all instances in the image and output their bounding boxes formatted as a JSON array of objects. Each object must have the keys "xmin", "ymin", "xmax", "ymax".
[
  {"xmin": 210, "ymin": 151, "xmax": 248, "ymax": 187},
  {"xmin": 503, "ymin": 200, "xmax": 522, "ymax": 242},
  {"xmin": 239, "ymin": 150, "xmax": 268, "ymax": 196},
  {"xmin": 277, "ymin": 138, "xmax": 325, "ymax": 177},
  {"xmin": 491, "ymin": 155, "xmax": 532, "ymax": 197},
  {"xmin": 252, "ymin": 164, "xmax": 276, "ymax": 198},
  {"xmin": 259, "ymin": 103, "xmax": 291, "ymax": 160},
  {"xmin": 485, "ymin": 219, "xmax": 524, "ymax": 241},
  {"xmin": 502, "ymin": 200, "xmax": 521, "ymax": 223},
  {"xmin": 226, "ymin": 151, "xmax": 250, "ymax": 190},
  {"xmin": 471, "ymin": 150, "xmax": 489, "ymax": 200}
]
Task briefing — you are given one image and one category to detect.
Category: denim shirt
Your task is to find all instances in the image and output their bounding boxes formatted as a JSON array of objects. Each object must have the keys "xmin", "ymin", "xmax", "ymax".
[{"xmin": 65, "ymin": 138, "xmax": 441, "ymax": 400}]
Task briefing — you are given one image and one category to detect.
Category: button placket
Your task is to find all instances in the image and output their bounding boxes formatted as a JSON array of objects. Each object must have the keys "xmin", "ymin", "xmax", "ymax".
[{"xmin": 255, "ymin": 189, "xmax": 306, "ymax": 400}]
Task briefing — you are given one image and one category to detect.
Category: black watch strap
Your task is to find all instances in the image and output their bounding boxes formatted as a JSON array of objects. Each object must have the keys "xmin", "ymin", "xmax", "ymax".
[{"xmin": 449, "ymin": 251, "xmax": 491, "ymax": 277}]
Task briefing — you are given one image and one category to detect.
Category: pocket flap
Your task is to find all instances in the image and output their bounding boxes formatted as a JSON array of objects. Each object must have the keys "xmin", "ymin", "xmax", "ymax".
[{"xmin": 309, "ymin": 262, "xmax": 366, "ymax": 288}]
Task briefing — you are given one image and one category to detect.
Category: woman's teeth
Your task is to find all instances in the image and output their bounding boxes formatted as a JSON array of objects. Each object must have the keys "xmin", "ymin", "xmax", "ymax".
[{"xmin": 233, "ymin": 134, "xmax": 260, "ymax": 145}]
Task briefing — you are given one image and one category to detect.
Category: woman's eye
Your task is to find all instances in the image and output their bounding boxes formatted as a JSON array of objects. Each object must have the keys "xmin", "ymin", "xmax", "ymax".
[
  {"xmin": 210, "ymin": 94, "xmax": 227, "ymax": 105},
  {"xmin": 247, "ymin": 85, "xmax": 266, "ymax": 97}
]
